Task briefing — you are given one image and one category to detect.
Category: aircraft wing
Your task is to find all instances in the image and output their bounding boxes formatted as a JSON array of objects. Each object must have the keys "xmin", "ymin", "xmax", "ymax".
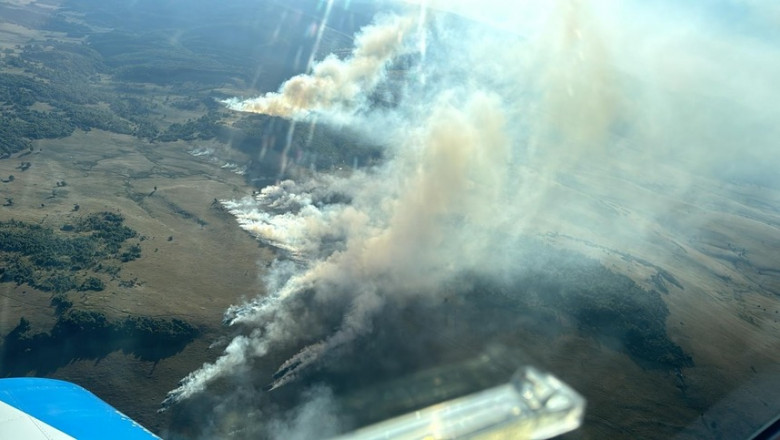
[{"xmin": 0, "ymin": 378, "xmax": 159, "ymax": 440}]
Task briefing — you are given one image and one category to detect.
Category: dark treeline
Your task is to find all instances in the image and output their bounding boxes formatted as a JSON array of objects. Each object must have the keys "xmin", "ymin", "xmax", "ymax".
[{"xmin": 1, "ymin": 310, "xmax": 199, "ymax": 376}]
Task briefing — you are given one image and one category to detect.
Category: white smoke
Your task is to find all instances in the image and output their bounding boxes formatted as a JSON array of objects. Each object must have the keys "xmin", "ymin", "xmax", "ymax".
[
  {"xmin": 166, "ymin": 0, "xmax": 780, "ymax": 415},
  {"xmin": 162, "ymin": 334, "xmax": 266, "ymax": 405},
  {"xmin": 223, "ymin": 13, "xmax": 418, "ymax": 119}
]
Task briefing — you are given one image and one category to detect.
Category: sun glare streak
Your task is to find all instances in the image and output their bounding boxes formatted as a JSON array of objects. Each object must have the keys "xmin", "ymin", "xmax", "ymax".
[{"xmin": 307, "ymin": 0, "xmax": 335, "ymax": 73}]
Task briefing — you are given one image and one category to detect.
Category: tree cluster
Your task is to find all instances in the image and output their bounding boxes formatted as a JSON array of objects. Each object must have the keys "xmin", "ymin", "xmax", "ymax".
[
  {"xmin": 0, "ymin": 213, "xmax": 140, "ymax": 293},
  {"xmin": 157, "ymin": 113, "xmax": 220, "ymax": 142}
]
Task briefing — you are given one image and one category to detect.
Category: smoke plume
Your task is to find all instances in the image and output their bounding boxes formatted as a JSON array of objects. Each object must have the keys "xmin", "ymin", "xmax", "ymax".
[
  {"xmin": 223, "ymin": 13, "xmax": 417, "ymax": 118},
  {"xmin": 166, "ymin": 0, "xmax": 780, "ymax": 435}
]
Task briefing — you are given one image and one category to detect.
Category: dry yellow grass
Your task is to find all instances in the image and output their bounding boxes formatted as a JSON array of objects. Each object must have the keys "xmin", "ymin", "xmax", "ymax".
[{"xmin": 0, "ymin": 128, "xmax": 271, "ymax": 431}]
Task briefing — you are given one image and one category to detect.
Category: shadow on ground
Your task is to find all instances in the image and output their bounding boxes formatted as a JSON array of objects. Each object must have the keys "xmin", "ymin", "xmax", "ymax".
[{"xmin": 0, "ymin": 310, "xmax": 199, "ymax": 376}]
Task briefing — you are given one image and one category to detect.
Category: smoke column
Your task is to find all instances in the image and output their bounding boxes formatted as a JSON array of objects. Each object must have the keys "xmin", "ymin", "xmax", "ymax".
[
  {"xmin": 222, "ymin": 13, "xmax": 417, "ymax": 119},
  {"xmin": 166, "ymin": 0, "xmax": 780, "ymax": 422}
]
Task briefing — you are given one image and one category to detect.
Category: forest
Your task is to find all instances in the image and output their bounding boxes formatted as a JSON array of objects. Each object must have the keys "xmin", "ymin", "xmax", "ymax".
[
  {"xmin": 0, "ymin": 40, "xmax": 225, "ymax": 157},
  {"xmin": 0, "ymin": 0, "xmax": 386, "ymax": 176}
]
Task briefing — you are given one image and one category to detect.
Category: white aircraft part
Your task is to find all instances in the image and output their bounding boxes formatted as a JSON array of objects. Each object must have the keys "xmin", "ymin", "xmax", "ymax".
[{"xmin": 0, "ymin": 400, "xmax": 75, "ymax": 440}]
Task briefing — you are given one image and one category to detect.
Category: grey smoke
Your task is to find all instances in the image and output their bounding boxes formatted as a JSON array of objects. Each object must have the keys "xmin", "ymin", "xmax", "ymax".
[{"xmin": 266, "ymin": 386, "xmax": 345, "ymax": 440}]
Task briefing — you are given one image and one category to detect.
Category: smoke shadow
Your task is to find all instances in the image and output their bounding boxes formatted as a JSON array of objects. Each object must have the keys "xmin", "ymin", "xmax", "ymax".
[{"xmin": 165, "ymin": 241, "xmax": 692, "ymax": 438}]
